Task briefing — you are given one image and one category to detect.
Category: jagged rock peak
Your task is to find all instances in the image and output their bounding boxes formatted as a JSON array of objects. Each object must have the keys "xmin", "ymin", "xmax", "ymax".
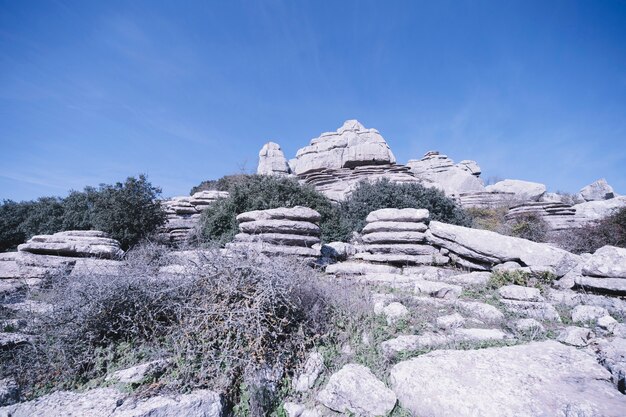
[
  {"xmin": 257, "ymin": 141, "xmax": 291, "ymax": 176},
  {"xmin": 579, "ymin": 178, "xmax": 615, "ymax": 202},
  {"xmin": 337, "ymin": 119, "xmax": 366, "ymax": 133}
]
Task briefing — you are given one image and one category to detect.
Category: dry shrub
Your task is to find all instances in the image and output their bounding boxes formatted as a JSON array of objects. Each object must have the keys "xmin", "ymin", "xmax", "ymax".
[
  {"xmin": 1, "ymin": 244, "xmax": 366, "ymax": 412},
  {"xmin": 551, "ymin": 207, "xmax": 626, "ymax": 254}
]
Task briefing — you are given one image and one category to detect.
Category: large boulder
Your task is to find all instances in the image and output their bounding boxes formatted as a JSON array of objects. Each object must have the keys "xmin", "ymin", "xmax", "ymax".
[
  {"xmin": 582, "ymin": 246, "xmax": 626, "ymax": 278},
  {"xmin": 292, "ymin": 120, "xmax": 396, "ymax": 175},
  {"xmin": 18, "ymin": 231, "xmax": 123, "ymax": 259},
  {"xmin": 407, "ymin": 151, "xmax": 485, "ymax": 196},
  {"xmin": 485, "ymin": 179, "xmax": 546, "ymax": 201},
  {"xmin": 579, "ymin": 178, "xmax": 615, "ymax": 201},
  {"xmin": 317, "ymin": 364, "xmax": 396, "ymax": 416},
  {"xmin": 389, "ymin": 341, "xmax": 626, "ymax": 417},
  {"xmin": 257, "ymin": 141, "xmax": 291, "ymax": 175},
  {"xmin": 573, "ymin": 196, "xmax": 626, "ymax": 222},
  {"xmin": 427, "ymin": 221, "xmax": 579, "ymax": 275}
]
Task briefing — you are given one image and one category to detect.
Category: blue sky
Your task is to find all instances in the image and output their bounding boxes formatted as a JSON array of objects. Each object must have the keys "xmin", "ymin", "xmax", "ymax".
[{"xmin": 1, "ymin": 0, "xmax": 625, "ymax": 200}]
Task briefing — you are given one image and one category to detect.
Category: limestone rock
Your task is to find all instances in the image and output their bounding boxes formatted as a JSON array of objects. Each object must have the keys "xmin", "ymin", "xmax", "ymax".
[
  {"xmin": 582, "ymin": 245, "xmax": 626, "ymax": 278},
  {"xmin": 485, "ymin": 179, "xmax": 547, "ymax": 201},
  {"xmin": 236, "ymin": 206, "xmax": 321, "ymax": 223},
  {"xmin": 257, "ymin": 142, "xmax": 291, "ymax": 175},
  {"xmin": 436, "ymin": 313, "xmax": 465, "ymax": 329},
  {"xmin": 571, "ymin": 305, "xmax": 609, "ymax": 323},
  {"xmin": 294, "ymin": 120, "xmax": 396, "ymax": 175},
  {"xmin": 105, "ymin": 360, "xmax": 167, "ymax": 384},
  {"xmin": 365, "ymin": 208, "xmax": 429, "ymax": 223},
  {"xmin": 320, "ymin": 242, "xmax": 356, "ymax": 261},
  {"xmin": 514, "ymin": 318, "xmax": 545, "ymax": 334},
  {"xmin": 317, "ymin": 364, "xmax": 396, "ymax": 416},
  {"xmin": 500, "ymin": 299, "xmax": 561, "ymax": 321},
  {"xmin": 18, "ymin": 231, "xmax": 123, "ymax": 259},
  {"xmin": 382, "ymin": 302, "xmax": 410, "ymax": 325},
  {"xmin": 557, "ymin": 326, "xmax": 593, "ymax": 347},
  {"xmin": 361, "ymin": 221, "xmax": 428, "ymax": 234},
  {"xmin": 574, "ymin": 276, "xmax": 626, "ymax": 296},
  {"xmin": 112, "ymin": 389, "xmax": 222, "ymax": 417},
  {"xmin": 389, "ymin": 341, "xmax": 626, "ymax": 417},
  {"xmin": 498, "ymin": 285, "xmax": 544, "ymax": 302},
  {"xmin": 593, "ymin": 337, "xmax": 626, "ymax": 393},
  {"xmin": 414, "ymin": 280, "xmax": 462, "ymax": 299},
  {"xmin": 579, "ymin": 178, "xmax": 615, "ymax": 201},
  {"xmin": 239, "ymin": 219, "xmax": 320, "ymax": 236},
  {"xmin": 407, "ymin": 151, "xmax": 485, "ymax": 196},
  {"xmin": 160, "ymin": 191, "xmax": 229, "ymax": 243},
  {"xmin": 293, "ymin": 352, "xmax": 324, "ymax": 393},
  {"xmin": 427, "ymin": 221, "xmax": 580, "ymax": 276},
  {"xmin": 325, "ymin": 262, "xmax": 400, "ymax": 276}
]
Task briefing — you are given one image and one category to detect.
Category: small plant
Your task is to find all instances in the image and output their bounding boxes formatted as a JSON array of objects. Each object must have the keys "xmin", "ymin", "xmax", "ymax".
[{"xmin": 488, "ymin": 270, "xmax": 531, "ymax": 288}]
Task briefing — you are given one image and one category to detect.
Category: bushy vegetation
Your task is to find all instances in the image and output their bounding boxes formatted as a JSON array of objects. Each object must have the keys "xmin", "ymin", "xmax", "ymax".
[
  {"xmin": 466, "ymin": 207, "xmax": 508, "ymax": 233},
  {"xmin": 553, "ymin": 206, "xmax": 626, "ymax": 254},
  {"xmin": 506, "ymin": 213, "xmax": 548, "ymax": 242},
  {"xmin": 0, "ymin": 175, "xmax": 166, "ymax": 251},
  {"xmin": 334, "ymin": 179, "xmax": 471, "ymax": 239},
  {"xmin": 1, "ymin": 245, "xmax": 368, "ymax": 413},
  {"xmin": 198, "ymin": 175, "xmax": 341, "ymax": 244},
  {"xmin": 467, "ymin": 207, "xmax": 548, "ymax": 242}
]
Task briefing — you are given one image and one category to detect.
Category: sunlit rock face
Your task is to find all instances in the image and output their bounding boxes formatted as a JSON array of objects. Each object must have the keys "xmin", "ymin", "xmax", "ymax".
[
  {"xmin": 257, "ymin": 141, "xmax": 291, "ymax": 176},
  {"xmin": 407, "ymin": 151, "xmax": 485, "ymax": 197},
  {"xmin": 291, "ymin": 120, "xmax": 396, "ymax": 176}
]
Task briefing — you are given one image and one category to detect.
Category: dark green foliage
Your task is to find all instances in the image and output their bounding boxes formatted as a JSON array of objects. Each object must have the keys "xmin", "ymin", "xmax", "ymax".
[
  {"xmin": 558, "ymin": 206, "xmax": 626, "ymax": 254},
  {"xmin": 190, "ymin": 174, "xmax": 248, "ymax": 195},
  {"xmin": 199, "ymin": 175, "xmax": 340, "ymax": 243},
  {"xmin": 0, "ymin": 175, "xmax": 166, "ymax": 251},
  {"xmin": 335, "ymin": 179, "xmax": 471, "ymax": 240}
]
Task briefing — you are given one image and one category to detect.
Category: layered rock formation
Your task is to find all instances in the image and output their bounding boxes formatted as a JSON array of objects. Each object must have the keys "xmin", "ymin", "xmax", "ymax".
[
  {"xmin": 485, "ymin": 179, "xmax": 547, "ymax": 201},
  {"xmin": 227, "ymin": 206, "xmax": 322, "ymax": 258},
  {"xmin": 18, "ymin": 231, "xmax": 123, "ymax": 259},
  {"xmin": 352, "ymin": 208, "xmax": 448, "ymax": 266},
  {"xmin": 574, "ymin": 246, "xmax": 626, "ymax": 296},
  {"xmin": 407, "ymin": 151, "xmax": 485, "ymax": 196},
  {"xmin": 160, "ymin": 190, "xmax": 229, "ymax": 243},
  {"xmin": 257, "ymin": 120, "xmax": 420, "ymax": 201},
  {"xmin": 257, "ymin": 142, "xmax": 291, "ymax": 176}
]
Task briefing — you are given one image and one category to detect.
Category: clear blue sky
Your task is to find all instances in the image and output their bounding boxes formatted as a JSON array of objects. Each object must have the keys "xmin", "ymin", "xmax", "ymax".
[{"xmin": 1, "ymin": 0, "xmax": 625, "ymax": 200}]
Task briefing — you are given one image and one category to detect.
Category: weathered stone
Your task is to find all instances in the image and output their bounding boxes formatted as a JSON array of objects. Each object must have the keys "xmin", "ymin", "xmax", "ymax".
[
  {"xmin": 597, "ymin": 315, "xmax": 619, "ymax": 332},
  {"xmin": 453, "ymin": 328, "xmax": 507, "ymax": 343},
  {"xmin": 236, "ymin": 206, "xmax": 321, "ymax": 223},
  {"xmin": 382, "ymin": 302, "xmax": 410, "ymax": 325},
  {"xmin": 407, "ymin": 152, "xmax": 485, "ymax": 196},
  {"xmin": 500, "ymin": 299, "xmax": 561, "ymax": 321},
  {"xmin": 317, "ymin": 364, "xmax": 396, "ymax": 416},
  {"xmin": 571, "ymin": 305, "xmax": 609, "ymax": 323},
  {"xmin": 257, "ymin": 142, "xmax": 291, "ymax": 175},
  {"xmin": 579, "ymin": 178, "xmax": 615, "ymax": 201},
  {"xmin": 428, "ymin": 221, "xmax": 580, "ymax": 276},
  {"xmin": 325, "ymin": 262, "xmax": 400, "ymax": 276},
  {"xmin": 575, "ymin": 276, "xmax": 626, "ymax": 296},
  {"xmin": 361, "ymin": 231, "xmax": 426, "ymax": 244},
  {"xmin": 361, "ymin": 221, "xmax": 428, "ymax": 234},
  {"xmin": 381, "ymin": 333, "xmax": 451, "ymax": 357},
  {"xmin": 414, "ymin": 280, "xmax": 462, "ymax": 299},
  {"xmin": 457, "ymin": 301, "xmax": 505, "ymax": 322},
  {"xmin": 485, "ymin": 179, "xmax": 546, "ymax": 201},
  {"xmin": 436, "ymin": 313, "xmax": 465, "ymax": 329},
  {"xmin": 582, "ymin": 245, "xmax": 626, "ymax": 278},
  {"xmin": 593, "ymin": 337, "xmax": 626, "ymax": 393},
  {"xmin": 233, "ymin": 233, "xmax": 319, "ymax": 247},
  {"xmin": 365, "ymin": 208, "xmax": 429, "ymax": 223},
  {"xmin": 557, "ymin": 326, "xmax": 593, "ymax": 347},
  {"xmin": 514, "ymin": 318, "xmax": 545, "ymax": 334},
  {"xmin": 18, "ymin": 231, "xmax": 123, "ymax": 259},
  {"xmin": 498, "ymin": 285, "xmax": 544, "ymax": 302},
  {"xmin": 359, "ymin": 243, "xmax": 438, "ymax": 256},
  {"xmin": 227, "ymin": 242, "xmax": 320, "ymax": 258},
  {"xmin": 293, "ymin": 352, "xmax": 324, "ymax": 393},
  {"xmin": 352, "ymin": 252, "xmax": 448, "ymax": 266},
  {"xmin": 239, "ymin": 219, "xmax": 320, "ymax": 236},
  {"xmin": 321, "ymin": 242, "xmax": 356, "ymax": 261},
  {"xmin": 105, "ymin": 360, "xmax": 167, "ymax": 384},
  {"xmin": 389, "ymin": 341, "xmax": 626, "ymax": 417}
]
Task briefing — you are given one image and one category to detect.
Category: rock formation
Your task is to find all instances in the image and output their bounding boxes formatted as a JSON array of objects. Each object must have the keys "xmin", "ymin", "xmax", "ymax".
[
  {"xmin": 18, "ymin": 231, "xmax": 123, "ymax": 259},
  {"xmin": 227, "ymin": 206, "xmax": 322, "ymax": 258},
  {"xmin": 580, "ymin": 178, "xmax": 615, "ymax": 201},
  {"xmin": 257, "ymin": 142, "xmax": 291, "ymax": 176},
  {"xmin": 352, "ymin": 208, "xmax": 448, "ymax": 266},
  {"xmin": 574, "ymin": 246, "xmax": 626, "ymax": 296},
  {"xmin": 160, "ymin": 190, "xmax": 229, "ymax": 243},
  {"xmin": 485, "ymin": 179, "xmax": 547, "ymax": 201},
  {"xmin": 407, "ymin": 151, "xmax": 485, "ymax": 196}
]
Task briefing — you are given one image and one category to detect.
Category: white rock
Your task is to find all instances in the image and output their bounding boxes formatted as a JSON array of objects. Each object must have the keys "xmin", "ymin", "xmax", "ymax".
[
  {"xmin": 500, "ymin": 299, "xmax": 561, "ymax": 321},
  {"xmin": 283, "ymin": 402, "xmax": 305, "ymax": 417},
  {"xmin": 325, "ymin": 262, "xmax": 400, "ymax": 276},
  {"xmin": 597, "ymin": 315, "xmax": 619, "ymax": 332},
  {"xmin": 361, "ymin": 231, "xmax": 427, "ymax": 244},
  {"xmin": 414, "ymin": 280, "xmax": 462, "ymax": 299},
  {"xmin": 236, "ymin": 206, "xmax": 321, "ymax": 223},
  {"xmin": 365, "ymin": 208, "xmax": 430, "ymax": 223},
  {"xmin": 389, "ymin": 341, "xmax": 626, "ymax": 417},
  {"xmin": 485, "ymin": 179, "xmax": 547, "ymax": 201},
  {"xmin": 571, "ymin": 305, "xmax": 609, "ymax": 323},
  {"xmin": 582, "ymin": 245, "xmax": 626, "ymax": 278},
  {"xmin": 514, "ymin": 318, "xmax": 545, "ymax": 333},
  {"xmin": 579, "ymin": 178, "xmax": 615, "ymax": 201},
  {"xmin": 293, "ymin": 352, "xmax": 324, "ymax": 393},
  {"xmin": 105, "ymin": 360, "xmax": 167, "ymax": 384},
  {"xmin": 436, "ymin": 313, "xmax": 466, "ymax": 329},
  {"xmin": 238, "ymin": 219, "xmax": 320, "ymax": 236},
  {"xmin": 498, "ymin": 285, "xmax": 544, "ymax": 302},
  {"xmin": 257, "ymin": 141, "xmax": 291, "ymax": 175},
  {"xmin": 454, "ymin": 328, "xmax": 507, "ymax": 342},
  {"xmin": 383, "ymin": 302, "xmax": 410, "ymax": 325},
  {"xmin": 557, "ymin": 326, "xmax": 593, "ymax": 347},
  {"xmin": 18, "ymin": 231, "xmax": 123, "ymax": 259},
  {"xmin": 317, "ymin": 364, "xmax": 397, "ymax": 416},
  {"xmin": 112, "ymin": 389, "xmax": 222, "ymax": 417},
  {"xmin": 361, "ymin": 221, "xmax": 428, "ymax": 234}
]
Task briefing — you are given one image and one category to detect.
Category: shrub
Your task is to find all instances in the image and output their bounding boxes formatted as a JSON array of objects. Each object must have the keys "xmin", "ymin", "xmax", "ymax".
[
  {"xmin": 0, "ymin": 200, "xmax": 31, "ymax": 252},
  {"xmin": 198, "ymin": 175, "xmax": 341, "ymax": 243},
  {"xmin": 466, "ymin": 207, "xmax": 508, "ymax": 233},
  {"xmin": 190, "ymin": 174, "xmax": 249, "ymax": 195},
  {"xmin": 506, "ymin": 213, "xmax": 548, "ymax": 242},
  {"xmin": 553, "ymin": 206, "xmax": 626, "ymax": 254},
  {"xmin": 1, "ymin": 245, "xmax": 366, "ymax": 412},
  {"xmin": 335, "ymin": 179, "xmax": 471, "ymax": 239}
]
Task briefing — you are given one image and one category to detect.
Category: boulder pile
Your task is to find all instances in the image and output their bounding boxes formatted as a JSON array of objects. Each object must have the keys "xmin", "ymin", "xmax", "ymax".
[
  {"xmin": 407, "ymin": 151, "xmax": 485, "ymax": 196},
  {"xmin": 352, "ymin": 208, "xmax": 448, "ymax": 266},
  {"xmin": 161, "ymin": 190, "xmax": 229, "ymax": 243},
  {"xmin": 227, "ymin": 206, "xmax": 322, "ymax": 258},
  {"xmin": 18, "ymin": 231, "xmax": 123, "ymax": 259}
]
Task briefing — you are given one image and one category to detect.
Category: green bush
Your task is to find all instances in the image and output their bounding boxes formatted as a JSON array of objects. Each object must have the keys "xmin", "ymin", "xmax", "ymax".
[
  {"xmin": 190, "ymin": 174, "xmax": 249, "ymax": 195},
  {"xmin": 506, "ymin": 213, "xmax": 548, "ymax": 242},
  {"xmin": 0, "ymin": 175, "xmax": 166, "ymax": 251},
  {"xmin": 335, "ymin": 179, "xmax": 471, "ymax": 239},
  {"xmin": 466, "ymin": 207, "xmax": 508, "ymax": 233},
  {"xmin": 198, "ymin": 175, "xmax": 341, "ymax": 243}
]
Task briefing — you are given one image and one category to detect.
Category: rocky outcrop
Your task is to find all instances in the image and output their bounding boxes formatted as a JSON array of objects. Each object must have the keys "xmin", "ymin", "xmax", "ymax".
[
  {"xmin": 160, "ymin": 191, "xmax": 229, "ymax": 243},
  {"xmin": 227, "ymin": 207, "xmax": 321, "ymax": 258},
  {"xmin": 457, "ymin": 191, "xmax": 518, "ymax": 208},
  {"xmin": 407, "ymin": 151, "xmax": 485, "ymax": 196},
  {"xmin": 389, "ymin": 341, "xmax": 626, "ymax": 417},
  {"xmin": 257, "ymin": 142, "xmax": 291, "ymax": 175},
  {"xmin": 292, "ymin": 120, "xmax": 396, "ymax": 175},
  {"xmin": 575, "ymin": 246, "xmax": 626, "ymax": 296},
  {"xmin": 485, "ymin": 179, "xmax": 546, "ymax": 201},
  {"xmin": 505, "ymin": 201, "xmax": 578, "ymax": 231},
  {"xmin": 426, "ymin": 221, "xmax": 579, "ymax": 275},
  {"xmin": 580, "ymin": 178, "xmax": 615, "ymax": 201},
  {"xmin": 18, "ymin": 231, "xmax": 123, "ymax": 259},
  {"xmin": 0, "ymin": 387, "xmax": 223, "ymax": 417},
  {"xmin": 352, "ymin": 208, "xmax": 448, "ymax": 266}
]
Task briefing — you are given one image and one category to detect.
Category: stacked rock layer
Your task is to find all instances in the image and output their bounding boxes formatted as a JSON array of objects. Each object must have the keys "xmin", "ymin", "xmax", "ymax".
[
  {"xmin": 18, "ymin": 231, "xmax": 123, "ymax": 259},
  {"xmin": 353, "ymin": 208, "xmax": 448, "ymax": 266},
  {"xmin": 574, "ymin": 246, "xmax": 626, "ymax": 296},
  {"xmin": 161, "ymin": 190, "xmax": 229, "ymax": 243},
  {"xmin": 407, "ymin": 151, "xmax": 485, "ymax": 196},
  {"xmin": 228, "ymin": 206, "xmax": 322, "ymax": 258}
]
